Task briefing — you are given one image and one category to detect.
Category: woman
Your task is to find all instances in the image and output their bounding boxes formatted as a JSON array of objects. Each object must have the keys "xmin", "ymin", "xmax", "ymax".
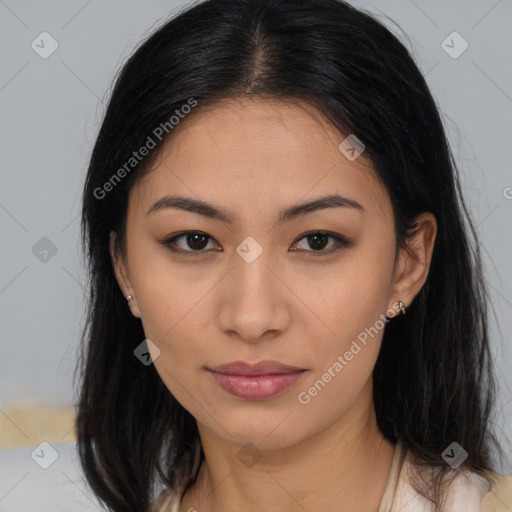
[{"xmin": 75, "ymin": 0, "xmax": 512, "ymax": 510}]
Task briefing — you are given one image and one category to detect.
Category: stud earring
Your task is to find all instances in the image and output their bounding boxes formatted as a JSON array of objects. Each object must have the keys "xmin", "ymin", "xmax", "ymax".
[
  {"xmin": 398, "ymin": 300, "xmax": 406, "ymax": 315},
  {"xmin": 126, "ymin": 295, "xmax": 132, "ymax": 302}
]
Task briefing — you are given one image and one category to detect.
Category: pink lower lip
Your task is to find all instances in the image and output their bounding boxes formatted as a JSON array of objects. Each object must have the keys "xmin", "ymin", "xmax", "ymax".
[{"xmin": 209, "ymin": 371, "xmax": 306, "ymax": 400}]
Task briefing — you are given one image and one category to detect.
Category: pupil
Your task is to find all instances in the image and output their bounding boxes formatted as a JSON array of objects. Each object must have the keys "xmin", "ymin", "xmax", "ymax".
[
  {"xmin": 188, "ymin": 233, "xmax": 207, "ymax": 250},
  {"xmin": 309, "ymin": 233, "xmax": 327, "ymax": 250}
]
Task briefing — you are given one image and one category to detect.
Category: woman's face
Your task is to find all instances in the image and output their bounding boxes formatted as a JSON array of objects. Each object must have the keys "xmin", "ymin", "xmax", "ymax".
[{"xmin": 111, "ymin": 98, "xmax": 430, "ymax": 451}]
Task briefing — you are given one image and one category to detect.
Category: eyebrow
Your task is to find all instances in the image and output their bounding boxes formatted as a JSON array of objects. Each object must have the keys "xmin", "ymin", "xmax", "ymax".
[{"xmin": 147, "ymin": 193, "xmax": 364, "ymax": 224}]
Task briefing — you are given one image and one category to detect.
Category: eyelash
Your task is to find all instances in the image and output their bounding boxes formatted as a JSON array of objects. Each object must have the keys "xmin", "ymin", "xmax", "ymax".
[{"xmin": 160, "ymin": 230, "xmax": 352, "ymax": 257}]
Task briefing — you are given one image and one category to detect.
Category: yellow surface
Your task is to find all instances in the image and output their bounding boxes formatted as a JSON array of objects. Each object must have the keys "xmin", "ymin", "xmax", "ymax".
[
  {"xmin": 481, "ymin": 472, "xmax": 512, "ymax": 511},
  {"xmin": 0, "ymin": 405, "xmax": 76, "ymax": 450}
]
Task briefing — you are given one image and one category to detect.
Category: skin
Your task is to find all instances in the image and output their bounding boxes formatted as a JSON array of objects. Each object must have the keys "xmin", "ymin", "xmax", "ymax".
[{"xmin": 110, "ymin": 97, "xmax": 437, "ymax": 512}]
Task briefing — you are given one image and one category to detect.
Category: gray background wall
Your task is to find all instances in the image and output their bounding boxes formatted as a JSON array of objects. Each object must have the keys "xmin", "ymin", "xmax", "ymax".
[{"xmin": 1, "ymin": 0, "xmax": 511, "ymax": 468}]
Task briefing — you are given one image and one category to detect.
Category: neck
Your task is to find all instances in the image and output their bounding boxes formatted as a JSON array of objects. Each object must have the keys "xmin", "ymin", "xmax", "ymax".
[{"xmin": 180, "ymin": 382, "xmax": 395, "ymax": 512}]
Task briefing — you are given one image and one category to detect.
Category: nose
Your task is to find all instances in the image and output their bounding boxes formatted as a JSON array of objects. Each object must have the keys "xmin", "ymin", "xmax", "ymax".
[{"xmin": 216, "ymin": 254, "xmax": 290, "ymax": 344}]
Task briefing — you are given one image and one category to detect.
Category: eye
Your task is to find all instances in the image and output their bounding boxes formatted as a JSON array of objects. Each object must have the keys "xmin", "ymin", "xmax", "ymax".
[
  {"xmin": 161, "ymin": 231, "xmax": 220, "ymax": 254},
  {"xmin": 290, "ymin": 231, "xmax": 352, "ymax": 255},
  {"xmin": 161, "ymin": 230, "xmax": 351, "ymax": 256}
]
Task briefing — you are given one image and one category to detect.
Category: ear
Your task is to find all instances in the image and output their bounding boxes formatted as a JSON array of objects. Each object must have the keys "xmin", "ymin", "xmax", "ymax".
[
  {"xmin": 388, "ymin": 212, "xmax": 437, "ymax": 312},
  {"xmin": 109, "ymin": 231, "xmax": 141, "ymax": 318}
]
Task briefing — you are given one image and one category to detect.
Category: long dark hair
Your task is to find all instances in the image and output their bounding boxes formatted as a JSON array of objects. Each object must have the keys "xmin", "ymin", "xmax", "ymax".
[{"xmin": 75, "ymin": 0, "xmax": 502, "ymax": 510}]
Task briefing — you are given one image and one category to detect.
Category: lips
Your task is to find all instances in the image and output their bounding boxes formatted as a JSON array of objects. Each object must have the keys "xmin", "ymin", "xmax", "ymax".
[
  {"xmin": 210, "ymin": 360, "xmax": 305, "ymax": 375},
  {"xmin": 207, "ymin": 360, "xmax": 307, "ymax": 400}
]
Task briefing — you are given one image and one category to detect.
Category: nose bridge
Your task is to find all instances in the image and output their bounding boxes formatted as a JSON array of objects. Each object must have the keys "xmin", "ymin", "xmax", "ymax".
[
  {"xmin": 235, "ymin": 249, "xmax": 274, "ymax": 301},
  {"xmin": 233, "ymin": 232, "xmax": 276, "ymax": 295},
  {"xmin": 217, "ymin": 243, "xmax": 288, "ymax": 341}
]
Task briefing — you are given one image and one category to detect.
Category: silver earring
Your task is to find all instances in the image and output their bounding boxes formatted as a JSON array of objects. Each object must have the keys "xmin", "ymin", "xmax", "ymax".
[
  {"xmin": 126, "ymin": 295, "xmax": 132, "ymax": 302},
  {"xmin": 398, "ymin": 300, "xmax": 406, "ymax": 315}
]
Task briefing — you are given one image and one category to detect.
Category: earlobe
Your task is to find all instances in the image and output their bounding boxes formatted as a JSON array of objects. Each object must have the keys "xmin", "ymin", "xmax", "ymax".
[{"xmin": 389, "ymin": 212, "xmax": 437, "ymax": 311}]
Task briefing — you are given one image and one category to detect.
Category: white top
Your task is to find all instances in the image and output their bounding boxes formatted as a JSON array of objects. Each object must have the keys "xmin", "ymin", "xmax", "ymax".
[
  {"xmin": 152, "ymin": 441, "xmax": 512, "ymax": 512},
  {"xmin": 378, "ymin": 441, "xmax": 492, "ymax": 511}
]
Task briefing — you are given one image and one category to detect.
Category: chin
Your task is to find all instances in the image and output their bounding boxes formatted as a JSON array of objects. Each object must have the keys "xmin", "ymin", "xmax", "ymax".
[{"xmin": 200, "ymin": 410, "xmax": 311, "ymax": 452}]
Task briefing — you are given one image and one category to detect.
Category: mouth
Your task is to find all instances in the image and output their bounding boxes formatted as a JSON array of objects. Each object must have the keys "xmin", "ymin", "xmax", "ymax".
[{"xmin": 207, "ymin": 360, "xmax": 307, "ymax": 400}]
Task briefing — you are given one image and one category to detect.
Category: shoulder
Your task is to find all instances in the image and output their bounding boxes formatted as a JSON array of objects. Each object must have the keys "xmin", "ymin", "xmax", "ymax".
[
  {"xmin": 392, "ymin": 453, "xmax": 512, "ymax": 512},
  {"xmin": 480, "ymin": 471, "xmax": 512, "ymax": 511}
]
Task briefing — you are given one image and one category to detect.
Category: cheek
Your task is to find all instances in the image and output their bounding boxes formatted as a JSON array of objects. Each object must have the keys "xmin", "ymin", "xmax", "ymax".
[
  {"xmin": 127, "ymin": 248, "xmax": 215, "ymax": 379},
  {"xmin": 290, "ymin": 242, "xmax": 394, "ymax": 418},
  {"xmin": 127, "ymin": 235, "xmax": 210, "ymax": 342},
  {"xmin": 294, "ymin": 267, "xmax": 392, "ymax": 423},
  {"xmin": 302, "ymin": 239, "xmax": 395, "ymax": 355}
]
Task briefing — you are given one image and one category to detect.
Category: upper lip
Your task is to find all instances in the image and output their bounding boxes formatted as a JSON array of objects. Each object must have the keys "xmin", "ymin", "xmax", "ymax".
[{"xmin": 209, "ymin": 360, "xmax": 306, "ymax": 375}]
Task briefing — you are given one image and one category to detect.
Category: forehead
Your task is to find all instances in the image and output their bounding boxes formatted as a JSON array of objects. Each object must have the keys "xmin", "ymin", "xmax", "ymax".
[{"xmin": 131, "ymin": 98, "xmax": 392, "ymax": 222}]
